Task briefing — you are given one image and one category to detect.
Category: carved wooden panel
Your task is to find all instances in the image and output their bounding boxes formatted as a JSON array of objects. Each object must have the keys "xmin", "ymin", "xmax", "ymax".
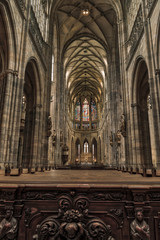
[{"xmin": 0, "ymin": 186, "xmax": 160, "ymax": 239}]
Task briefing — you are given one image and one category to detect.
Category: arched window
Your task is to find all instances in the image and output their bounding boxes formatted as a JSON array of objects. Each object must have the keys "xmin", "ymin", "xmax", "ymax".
[
  {"xmin": 91, "ymin": 100, "xmax": 97, "ymax": 121},
  {"xmin": 78, "ymin": 144, "xmax": 80, "ymax": 157},
  {"xmin": 84, "ymin": 141, "xmax": 88, "ymax": 153},
  {"xmin": 82, "ymin": 98, "xmax": 89, "ymax": 121},
  {"xmin": 92, "ymin": 144, "xmax": 94, "ymax": 158},
  {"xmin": 74, "ymin": 98, "xmax": 98, "ymax": 130},
  {"xmin": 75, "ymin": 100, "xmax": 80, "ymax": 121}
]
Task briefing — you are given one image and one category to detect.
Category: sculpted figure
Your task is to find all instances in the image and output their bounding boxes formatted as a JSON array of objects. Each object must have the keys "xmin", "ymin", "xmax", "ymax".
[
  {"xmin": 116, "ymin": 130, "xmax": 121, "ymax": 145},
  {"xmin": 47, "ymin": 116, "xmax": 52, "ymax": 137},
  {"xmin": 0, "ymin": 207, "xmax": 17, "ymax": 240},
  {"xmin": 130, "ymin": 209, "xmax": 150, "ymax": 240},
  {"xmin": 109, "ymin": 133, "xmax": 113, "ymax": 146},
  {"xmin": 52, "ymin": 130, "xmax": 56, "ymax": 146},
  {"xmin": 120, "ymin": 114, "xmax": 126, "ymax": 137}
]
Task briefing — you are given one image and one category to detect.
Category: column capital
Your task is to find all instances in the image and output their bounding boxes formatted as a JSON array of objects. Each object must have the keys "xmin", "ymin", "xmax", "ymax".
[{"xmin": 0, "ymin": 70, "xmax": 18, "ymax": 79}]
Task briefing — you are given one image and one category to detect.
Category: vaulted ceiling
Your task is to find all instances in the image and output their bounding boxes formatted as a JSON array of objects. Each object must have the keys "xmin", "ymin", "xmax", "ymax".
[{"xmin": 55, "ymin": 0, "xmax": 118, "ymax": 105}]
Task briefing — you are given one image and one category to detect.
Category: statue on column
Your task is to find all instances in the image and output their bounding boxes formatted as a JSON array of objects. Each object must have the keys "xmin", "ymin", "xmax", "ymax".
[
  {"xmin": 47, "ymin": 115, "xmax": 52, "ymax": 137},
  {"xmin": 52, "ymin": 130, "xmax": 57, "ymax": 146},
  {"xmin": 115, "ymin": 130, "xmax": 121, "ymax": 145},
  {"xmin": 130, "ymin": 208, "xmax": 150, "ymax": 240},
  {"xmin": 120, "ymin": 114, "xmax": 126, "ymax": 137},
  {"xmin": 109, "ymin": 132, "xmax": 113, "ymax": 146},
  {"xmin": 0, "ymin": 207, "xmax": 18, "ymax": 240}
]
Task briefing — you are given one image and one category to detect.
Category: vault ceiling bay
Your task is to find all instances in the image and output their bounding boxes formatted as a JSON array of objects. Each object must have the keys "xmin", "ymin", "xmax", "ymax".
[
  {"xmin": 57, "ymin": 0, "xmax": 115, "ymax": 48},
  {"xmin": 64, "ymin": 37, "xmax": 106, "ymax": 103},
  {"xmin": 56, "ymin": 0, "xmax": 116, "ymax": 106}
]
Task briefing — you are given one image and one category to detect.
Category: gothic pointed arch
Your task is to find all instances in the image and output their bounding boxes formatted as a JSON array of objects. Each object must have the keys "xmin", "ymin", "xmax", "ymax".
[
  {"xmin": 155, "ymin": 14, "xmax": 160, "ymax": 68},
  {"xmin": 0, "ymin": 0, "xmax": 18, "ymax": 121},
  {"xmin": 0, "ymin": 1, "xmax": 18, "ymax": 166},
  {"xmin": 75, "ymin": 138, "xmax": 81, "ymax": 163},
  {"xmin": 132, "ymin": 57, "xmax": 152, "ymax": 168},
  {"xmin": 21, "ymin": 59, "xmax": 42, "ymax": 170},
  {"xmin": 92, "ymin": 138, "xmax": 97, "ymax": 163},
  {"xmin": 0, "ymin": 1, "xmax": 17, "ymax": 70},
  {"xmin": 83, "ymin": 138, "xmax": 89, "ymax": 154}
]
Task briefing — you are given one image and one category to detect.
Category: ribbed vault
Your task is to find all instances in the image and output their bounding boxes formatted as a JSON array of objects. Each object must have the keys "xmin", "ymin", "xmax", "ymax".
[
  {"xmin": 55, "ymin": 0, "xmax": 117, "ymax": 111},
  {"xmin": 64, "ymin": 36, "xmax": 107, "ymax": 103}
]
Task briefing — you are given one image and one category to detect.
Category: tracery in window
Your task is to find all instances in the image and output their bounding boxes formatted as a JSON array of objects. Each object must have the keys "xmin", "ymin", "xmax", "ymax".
[
  {"xmin": 82, "ymin": 123, "xmax": 90, "ymax": 130},
  {"xmin": 74, "ymin": 98, "xmax": 98, "ymax": 130},
  {"xmin": 82, "ymin": 98, "xmax": 89, "ymax": 121},
  {"xmin": 84, "ymin": 141, "xmax": 88, "ymax": 154},
  {"xmin": 75, "ymin": 100, "xmax": 80, "ymax": 121},
  {"xmin": 91, "ymin": 123, "xmax": 97, "ymax": 129},
  {"xmin": 91, "ymin": 100, "xmax": 97, "ymax": 121},
  {"xmin": 75, "ymin": 123, "xmax": 80, "ymax": 129}
]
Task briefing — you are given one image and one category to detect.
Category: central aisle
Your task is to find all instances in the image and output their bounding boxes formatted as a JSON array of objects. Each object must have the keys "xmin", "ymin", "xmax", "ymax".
[{"xmin": 0, "ymin": 170, "xmax": 160, "ymax": 186}]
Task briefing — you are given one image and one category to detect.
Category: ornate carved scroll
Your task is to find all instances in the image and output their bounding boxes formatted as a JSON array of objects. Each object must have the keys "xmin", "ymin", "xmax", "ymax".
[{"xmin": 32, "ymin": 196, "xmax": 115, "ymax": 239}]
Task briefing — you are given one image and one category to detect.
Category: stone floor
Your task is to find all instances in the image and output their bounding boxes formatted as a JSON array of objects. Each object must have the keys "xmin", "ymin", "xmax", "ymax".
[{"xmin": 0, "ymin": 170, "xmax": 160, "ymax": 187}]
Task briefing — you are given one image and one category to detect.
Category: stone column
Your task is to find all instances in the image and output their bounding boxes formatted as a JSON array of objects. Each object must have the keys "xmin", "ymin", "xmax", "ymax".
[
  {"xmin": 32, "ymin": 104, "xmax": 43, "ymax": 169},
  {"xmin": 0, "ymin": 70, "xmax": 21, "ymax": 170},
  {"xmin": 54, "ymin": 62, "xmax": 63, "ymax": 167},
  {"xmin": 142, "ymin": 2, "xmax": 160, "ymax": 168},
  {"xmin": 131, "ymin": 104, "xmax": 142, "ymax": 170},
  {"xmin": 117, "ymin": 18, "xmax": 130, "ymax": 170}
]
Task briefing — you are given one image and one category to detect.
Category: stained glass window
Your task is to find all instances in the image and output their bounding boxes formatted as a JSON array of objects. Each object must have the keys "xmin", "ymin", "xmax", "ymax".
[
  {"xmin": 75, "ymin": 123, "xmax": 80, "ymax": 129},
  {"xmin": 75, "ymin": 101, "xmax": 80, "ymax": 121},
  {"xmin": 91, "ymin": 123, "xmax": 97, "ymax": 129},
  {"xmin": 91, "ymin": 101, "xmax": 97, "ymax": 121},
  {"xmin": 82, "ymin": 123, "xmax": 90, "ymax": 130},
  {"xmin": 84, "ymin": 142, "xmax": 88, "ymax": 153},
  {"xmin": 82, "ymin": 98, "xmax": 89, "ymax": 121}
]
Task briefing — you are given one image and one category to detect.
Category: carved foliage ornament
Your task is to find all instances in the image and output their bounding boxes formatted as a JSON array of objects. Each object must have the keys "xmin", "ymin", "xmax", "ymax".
[
  {"xmin": 47, "ymin": 115, "xmax": 52, "ymax": 137},
  {"xmin": 33, "ymin": 196, "xmax": 115, "ymax": 240},
  {"xmin": 92, "ymin": 192, "xmax": 126, "ymax": 201}
]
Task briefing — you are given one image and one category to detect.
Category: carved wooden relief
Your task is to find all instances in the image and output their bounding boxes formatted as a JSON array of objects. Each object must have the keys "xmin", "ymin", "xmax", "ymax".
[
  {"xmin": 0, "ymin": 187, "xmax": 159, "ymax": 239},
  {"xmin": 31, "ymin": 195, "xmax": 115, "ymax": 240}
]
